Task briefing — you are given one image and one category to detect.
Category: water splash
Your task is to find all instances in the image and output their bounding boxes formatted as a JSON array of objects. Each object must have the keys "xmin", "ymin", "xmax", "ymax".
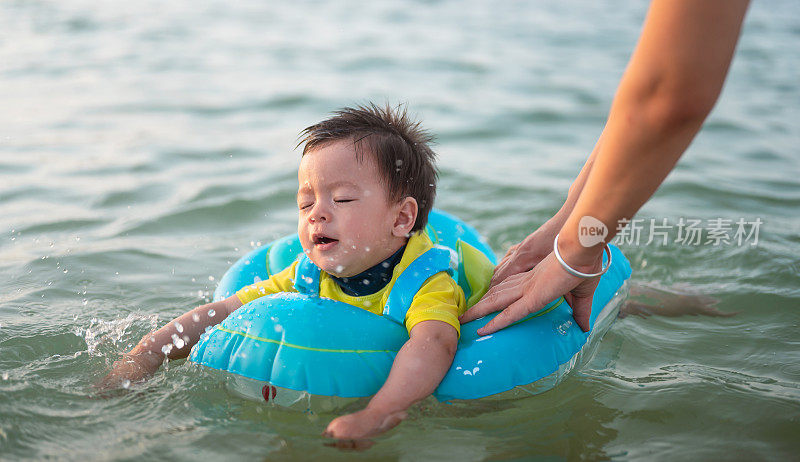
[{"xmin": 76, "ymin": 313, "xmax": 159, "ymax": 357}]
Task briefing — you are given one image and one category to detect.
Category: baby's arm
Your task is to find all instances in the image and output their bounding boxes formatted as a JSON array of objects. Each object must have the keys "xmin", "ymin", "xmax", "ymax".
[
  {"xmin": 323, "ymin": 320, "xmax": 458, "ymax": 440},
  {"xmin": 96, "ymin": 294, "xmax": 243, "ymax": 389}
]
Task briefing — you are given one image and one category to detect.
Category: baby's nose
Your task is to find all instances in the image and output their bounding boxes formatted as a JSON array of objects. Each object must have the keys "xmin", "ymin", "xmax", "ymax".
[{"xmin": 309, "ymin": 205, "xmax": 329, "ymax": 223}]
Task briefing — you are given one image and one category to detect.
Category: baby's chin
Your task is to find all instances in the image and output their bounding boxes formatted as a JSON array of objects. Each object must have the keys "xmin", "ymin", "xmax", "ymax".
[
  {"xmin": 313, "ymin": 258, "xmax": 372, "ymax": 278},
  {"xmin": 321, "ymin": 263, "xmax": 363, "ymax": 278}
]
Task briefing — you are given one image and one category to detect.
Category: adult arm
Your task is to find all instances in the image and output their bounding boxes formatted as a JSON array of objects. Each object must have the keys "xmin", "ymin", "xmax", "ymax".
[
  {"xmin": 490, "ymin": 132, "xmax": 604, "ymax": 286},
  {"xmin": 462, "ymin": 0, "xmax": 750, "ymax": 334}
]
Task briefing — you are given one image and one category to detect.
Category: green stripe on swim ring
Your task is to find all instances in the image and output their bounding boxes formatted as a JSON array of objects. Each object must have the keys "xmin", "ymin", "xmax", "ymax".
[{"xmin": 190, "ymin": 209, "xmax": 632, "ymax": 401}]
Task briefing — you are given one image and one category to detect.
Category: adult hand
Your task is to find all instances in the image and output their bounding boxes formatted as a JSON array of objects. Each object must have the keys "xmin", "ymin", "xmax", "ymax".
[
  {"xmin": 491, "ymin": 218, "xmax": 564, "ymax": 289},
  {"xmin": 460, "ymin": 251, "xmax": 600, "ymax": 334}
]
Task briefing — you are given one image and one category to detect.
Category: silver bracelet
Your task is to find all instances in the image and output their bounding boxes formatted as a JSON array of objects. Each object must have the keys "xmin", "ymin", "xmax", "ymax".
[{"xmin": 553, "ymin": 233, "xmax": 611, "ymax": 278}]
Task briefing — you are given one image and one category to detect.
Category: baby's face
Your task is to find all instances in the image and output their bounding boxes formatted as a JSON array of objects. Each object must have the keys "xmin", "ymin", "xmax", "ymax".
[{"xmin": 297, "ymin": 140, "xmax": 407, "ymax": 278}]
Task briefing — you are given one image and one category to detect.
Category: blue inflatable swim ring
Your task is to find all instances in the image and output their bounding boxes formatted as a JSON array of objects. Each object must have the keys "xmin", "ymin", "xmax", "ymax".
[{"xmin": 190, "ymin": 209, "xmax": 632, "ymax": 402}]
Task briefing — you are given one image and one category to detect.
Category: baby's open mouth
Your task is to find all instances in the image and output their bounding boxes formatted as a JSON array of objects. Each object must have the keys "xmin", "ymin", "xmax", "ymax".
[{"xmin": 313, "ymin": 235, "xmax": 338, "ymax": 246}]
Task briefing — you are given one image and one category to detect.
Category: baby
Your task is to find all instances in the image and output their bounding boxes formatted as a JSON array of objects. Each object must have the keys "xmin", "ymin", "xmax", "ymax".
[{"xmin": 100, "ymin": 103, "xmax": 491, "ymax": 440}]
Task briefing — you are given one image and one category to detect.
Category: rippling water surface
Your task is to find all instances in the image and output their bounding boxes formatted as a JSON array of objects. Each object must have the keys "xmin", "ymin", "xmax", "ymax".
[{"xmin": 1, "ymin": 0, "xmax": 798, "ymax": 460}]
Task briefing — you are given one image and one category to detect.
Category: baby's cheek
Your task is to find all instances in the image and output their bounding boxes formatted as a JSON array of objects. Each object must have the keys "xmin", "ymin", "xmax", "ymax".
[
  {"xmin": 339, "ymin": 237, "xmax": 356, "ymax": 252},
  {"xmin": 297, "ymin": 235, "xmax": 312, "ymax": 254}
]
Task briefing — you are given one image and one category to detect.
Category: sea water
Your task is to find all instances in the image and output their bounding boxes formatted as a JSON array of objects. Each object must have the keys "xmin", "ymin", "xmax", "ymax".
[{"xmin": 1, "ymin": 0, "xmax": 798, "ymax": 459}]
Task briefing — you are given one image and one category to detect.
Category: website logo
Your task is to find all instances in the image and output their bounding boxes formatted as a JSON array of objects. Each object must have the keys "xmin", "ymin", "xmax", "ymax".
[{"xmin": 578, "ymin": 216, "xmax": 608, "ymax": 247}]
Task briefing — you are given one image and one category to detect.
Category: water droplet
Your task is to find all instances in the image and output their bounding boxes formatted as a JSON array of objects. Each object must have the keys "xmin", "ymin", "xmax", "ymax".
[
  {"xmin": 208, "ymin": 275, "xmax": 215, "ymax": 281},
  {"xmin": 192, "ymin": 313, "xmax": 200, "ymax": 322},
  {"xmin": 122, "ymin": 379, "xmax": 131, "ymax": 389},
  {"xmin": 171, "ymin": 334, "xmax": 185, "ymax": 349},
  {"xmin": 208, "ymin": 309, "xmax": 216, "ymax": 317},
  {"xmin": 381, "ymin": 262, "xmax": 390, "ymax": 268},
  {"xmin": 1, "ymin": 372, "xmax": 8, "ymax": 380},
  {"xmin": 362, "ymin": 279, "xmax": 370, "ymax": 285},
  {"xmin": 395, "ymin": 159, "xmax": 403, "ymax": 166},
  {"xmin": 335, "ymin": 265, "xmax": 344, "ymax": 273},
  {"xmin": 161, "ymin": 344, "xmax": 173, "ymax": 355},
  {"xmin": 174, "ymin": 322, "xmax": 184, "ymax": 333}
]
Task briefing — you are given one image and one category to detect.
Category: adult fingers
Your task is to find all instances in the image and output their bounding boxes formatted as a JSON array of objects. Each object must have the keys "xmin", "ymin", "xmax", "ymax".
[
  {"xmin": 490, "ymin": 237, "xmax": 552, "ymax": 289},
  {"xmin": 459, "ymin": 277, "xmax": 524, "ymax": 323},
  {"xmin": 489, "ymin": 242, "xmax": 522, "ymax": 287},
  {"xmin": 490, "ymin": 250, "xmax": 537, "ymax": 289},
  {"xmin": 476, "ymin": 292, "xmax": 540, "ymax": 335},
  {"xmin": 488, "ymin": 253, "xmax": 516, "ymax": 288},
  {"xmin": 571, "ymin": 294, "xmax": 594, "ymax": 332},
  {"xmin": 502, "ymin": 243, "xmax": 520, "ymax": 260},
  {"xmin": 490, "ymin": 259, "xmax": 523, "ymax": 288}
]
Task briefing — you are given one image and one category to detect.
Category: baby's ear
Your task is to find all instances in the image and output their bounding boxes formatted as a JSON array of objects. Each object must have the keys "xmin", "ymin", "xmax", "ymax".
[{"xmin": 392, "ymin": 197, "xmax": 418, "ymax": 237}]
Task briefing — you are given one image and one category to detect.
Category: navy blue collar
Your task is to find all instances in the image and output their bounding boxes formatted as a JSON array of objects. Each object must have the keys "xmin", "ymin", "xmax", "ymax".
[{"xmin": 332, "ymin": 244, "xmax": 406, "ymax": 296}]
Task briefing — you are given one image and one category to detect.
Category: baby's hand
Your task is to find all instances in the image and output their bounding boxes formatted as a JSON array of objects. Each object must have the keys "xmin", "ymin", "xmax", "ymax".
[
  {"xmin": 323, "ymin": 407, "xmax": 406, "ymax": 442},
  {"xmin": 94, "ymin": 352, "xmax": 161, "ymax": 391}
]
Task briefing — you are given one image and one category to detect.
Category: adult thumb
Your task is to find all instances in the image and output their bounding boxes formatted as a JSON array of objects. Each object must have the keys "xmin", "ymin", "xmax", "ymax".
[{"xmin": 571, "ymin": 295, "xmax": 593, "ymax": 333}]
